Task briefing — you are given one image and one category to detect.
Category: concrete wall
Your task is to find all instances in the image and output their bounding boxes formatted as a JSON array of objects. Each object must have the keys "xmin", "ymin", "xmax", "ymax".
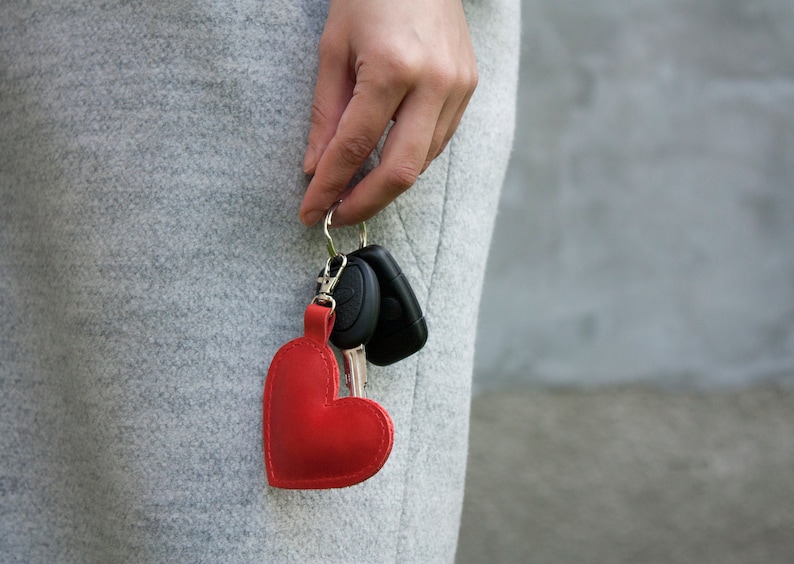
[{"xmin": 474, "ymin": 0, "xmax": 794, "ymax": 391}]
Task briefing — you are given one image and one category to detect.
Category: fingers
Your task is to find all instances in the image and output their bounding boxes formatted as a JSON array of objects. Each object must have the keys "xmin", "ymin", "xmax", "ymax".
[
  {"xmin": 301, "ymin": 81, "xmax": 473, "ymax": 227},
  {"xmin": 327, "ymin": 69, "xmax": 477, "ymax": 226},
  {"xmin": 329, "ymin": 92, "xmax": 443, "ymax": 226},
  {"xmin": 299, "ymin": 70, "xmax": 408, "ymax": 226},
  {"xmin": 300, "ymin": 51, "xmax": 475, "ymax": 226}
]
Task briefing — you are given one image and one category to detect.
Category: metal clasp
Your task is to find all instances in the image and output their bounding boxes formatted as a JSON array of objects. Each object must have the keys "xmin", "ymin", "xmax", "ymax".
[{"xmin": 312, "ymin": 254, "xmax": 348, "ymax": 313}]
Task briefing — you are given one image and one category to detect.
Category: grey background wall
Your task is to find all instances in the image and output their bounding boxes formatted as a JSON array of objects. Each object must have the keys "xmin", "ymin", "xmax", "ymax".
[
  {"xmin": 460, "ymin": 4, "xmax": 794, "ymax": 561},
  {"xmin": 473, "ymin": 0, "xmax": 794, "ymax": 391}
]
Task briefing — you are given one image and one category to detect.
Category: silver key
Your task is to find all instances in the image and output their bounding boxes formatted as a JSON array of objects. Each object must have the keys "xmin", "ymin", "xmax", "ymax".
[{"xmin": 343, "ymin": 344, "xmax": 368, "ymax": 397}]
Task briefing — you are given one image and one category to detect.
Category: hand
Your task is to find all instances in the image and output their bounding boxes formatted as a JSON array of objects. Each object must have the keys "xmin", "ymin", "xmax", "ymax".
[{"xmin": 299, "ymin": 0, "xmax": 478, "ymax": 226}]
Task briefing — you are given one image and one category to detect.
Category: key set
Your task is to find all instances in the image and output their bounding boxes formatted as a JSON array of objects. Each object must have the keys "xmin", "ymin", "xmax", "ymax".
[
  {"xmin": 263, "ymin": 204, "xmax": 427, "ymax": 489},
  {"xmin": 316, "ymin": 211, "xmax": 427, "ymax": 396}
]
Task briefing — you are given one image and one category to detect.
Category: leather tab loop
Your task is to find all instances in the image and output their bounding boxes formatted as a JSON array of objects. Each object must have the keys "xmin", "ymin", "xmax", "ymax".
[{"xmin": 304, "ymin": 303, "xmax": 335, "ymax": 344}]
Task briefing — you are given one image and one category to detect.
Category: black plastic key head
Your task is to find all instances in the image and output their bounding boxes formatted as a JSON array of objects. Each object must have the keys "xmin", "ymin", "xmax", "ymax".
[
  {"xmin": 351, "ymin": 245, "xmax": 428, "ymax": 366},
  {"xmin": 317, "ymin": 255, "xmax": 381, "ymax": 350}
]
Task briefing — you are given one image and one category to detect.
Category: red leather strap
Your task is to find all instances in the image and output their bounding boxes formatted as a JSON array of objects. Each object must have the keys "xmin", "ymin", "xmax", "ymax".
[{"xmin": 304, "ymin": 303, "xmax": 335, "ymax": 344}]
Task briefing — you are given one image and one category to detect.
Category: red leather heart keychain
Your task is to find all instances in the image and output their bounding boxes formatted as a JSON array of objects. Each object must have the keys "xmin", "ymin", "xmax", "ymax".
[{"xmin": 263, "ymin": 303, "xmax": 394, "ymax": 489}]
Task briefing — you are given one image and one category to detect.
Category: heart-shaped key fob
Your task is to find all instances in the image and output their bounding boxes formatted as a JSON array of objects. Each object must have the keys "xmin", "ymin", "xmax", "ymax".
[{"xmin": 263, "ymin": 303, "xmax": 394, "ymax": 489}]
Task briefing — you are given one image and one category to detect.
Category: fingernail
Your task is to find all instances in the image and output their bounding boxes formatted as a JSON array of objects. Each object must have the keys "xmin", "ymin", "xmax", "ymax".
[
  {"xmin": 303, "ymin": 145, "xmax": 317, "ymax": 174},
  {"xmin": 301, "ymin": 209, "xmax": 323, "ymax": 227}
]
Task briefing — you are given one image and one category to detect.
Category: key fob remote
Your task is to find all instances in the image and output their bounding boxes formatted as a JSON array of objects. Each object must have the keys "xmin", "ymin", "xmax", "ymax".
[
  {"xmin": 351, "ymin": 245, "xmax": 428, "ymax": 366},
  {"xmin": 317, "ymin": 255, "xmax": 381, "ymax": 350}
]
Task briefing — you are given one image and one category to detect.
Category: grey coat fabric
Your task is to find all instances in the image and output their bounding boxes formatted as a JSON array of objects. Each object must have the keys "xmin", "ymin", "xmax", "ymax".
[{"xmin": 0, "ymin": 0, "xmax": 519, "ymax": 561}]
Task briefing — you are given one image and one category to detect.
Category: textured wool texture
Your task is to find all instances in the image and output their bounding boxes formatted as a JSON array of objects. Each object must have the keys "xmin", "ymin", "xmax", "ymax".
[{"xmin": 0, "ymin": 0, "xmax": 519, "ymax": 561}]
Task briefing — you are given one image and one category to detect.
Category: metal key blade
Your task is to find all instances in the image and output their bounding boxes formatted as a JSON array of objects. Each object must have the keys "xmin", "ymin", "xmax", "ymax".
[{"xmin": 342, "ymin": 344, "xmax": 368, "ymax": 397}]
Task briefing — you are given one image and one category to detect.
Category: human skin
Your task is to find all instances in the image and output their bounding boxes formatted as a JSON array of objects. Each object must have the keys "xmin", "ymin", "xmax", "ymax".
[{"xmin": 299, "ymin": 0, "xmax": 478, "ymax": 227}]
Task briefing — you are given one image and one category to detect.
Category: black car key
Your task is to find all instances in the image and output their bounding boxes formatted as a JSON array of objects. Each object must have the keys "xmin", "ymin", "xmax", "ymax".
[
  {"xmin": 316, "ymin": 254, "xmax": 380, "ymax": 396},
  {"xmin": 350, "ymin": 245, "xmax": 428, "ymax": 366},
  {"xmin": 317, "ymin": 255, "xmax": 381, "ymax": 351}
]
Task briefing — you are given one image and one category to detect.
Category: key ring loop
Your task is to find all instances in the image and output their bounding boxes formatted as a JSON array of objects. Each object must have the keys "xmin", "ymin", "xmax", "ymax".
[{"xmin": 324, "ymin": 201, "xmax": 367, "ymax": 258}]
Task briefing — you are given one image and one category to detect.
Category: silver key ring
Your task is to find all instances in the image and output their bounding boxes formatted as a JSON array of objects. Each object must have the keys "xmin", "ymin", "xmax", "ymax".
[{"xmin": 324, "ymin": 201, "xmax": 367, "ymax": 258}]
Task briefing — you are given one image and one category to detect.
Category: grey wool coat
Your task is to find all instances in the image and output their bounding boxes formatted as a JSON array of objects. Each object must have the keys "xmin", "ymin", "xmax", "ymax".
[{"xmin": 0, "ymin": 0, "xmax": 519, "ymax": 561}]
